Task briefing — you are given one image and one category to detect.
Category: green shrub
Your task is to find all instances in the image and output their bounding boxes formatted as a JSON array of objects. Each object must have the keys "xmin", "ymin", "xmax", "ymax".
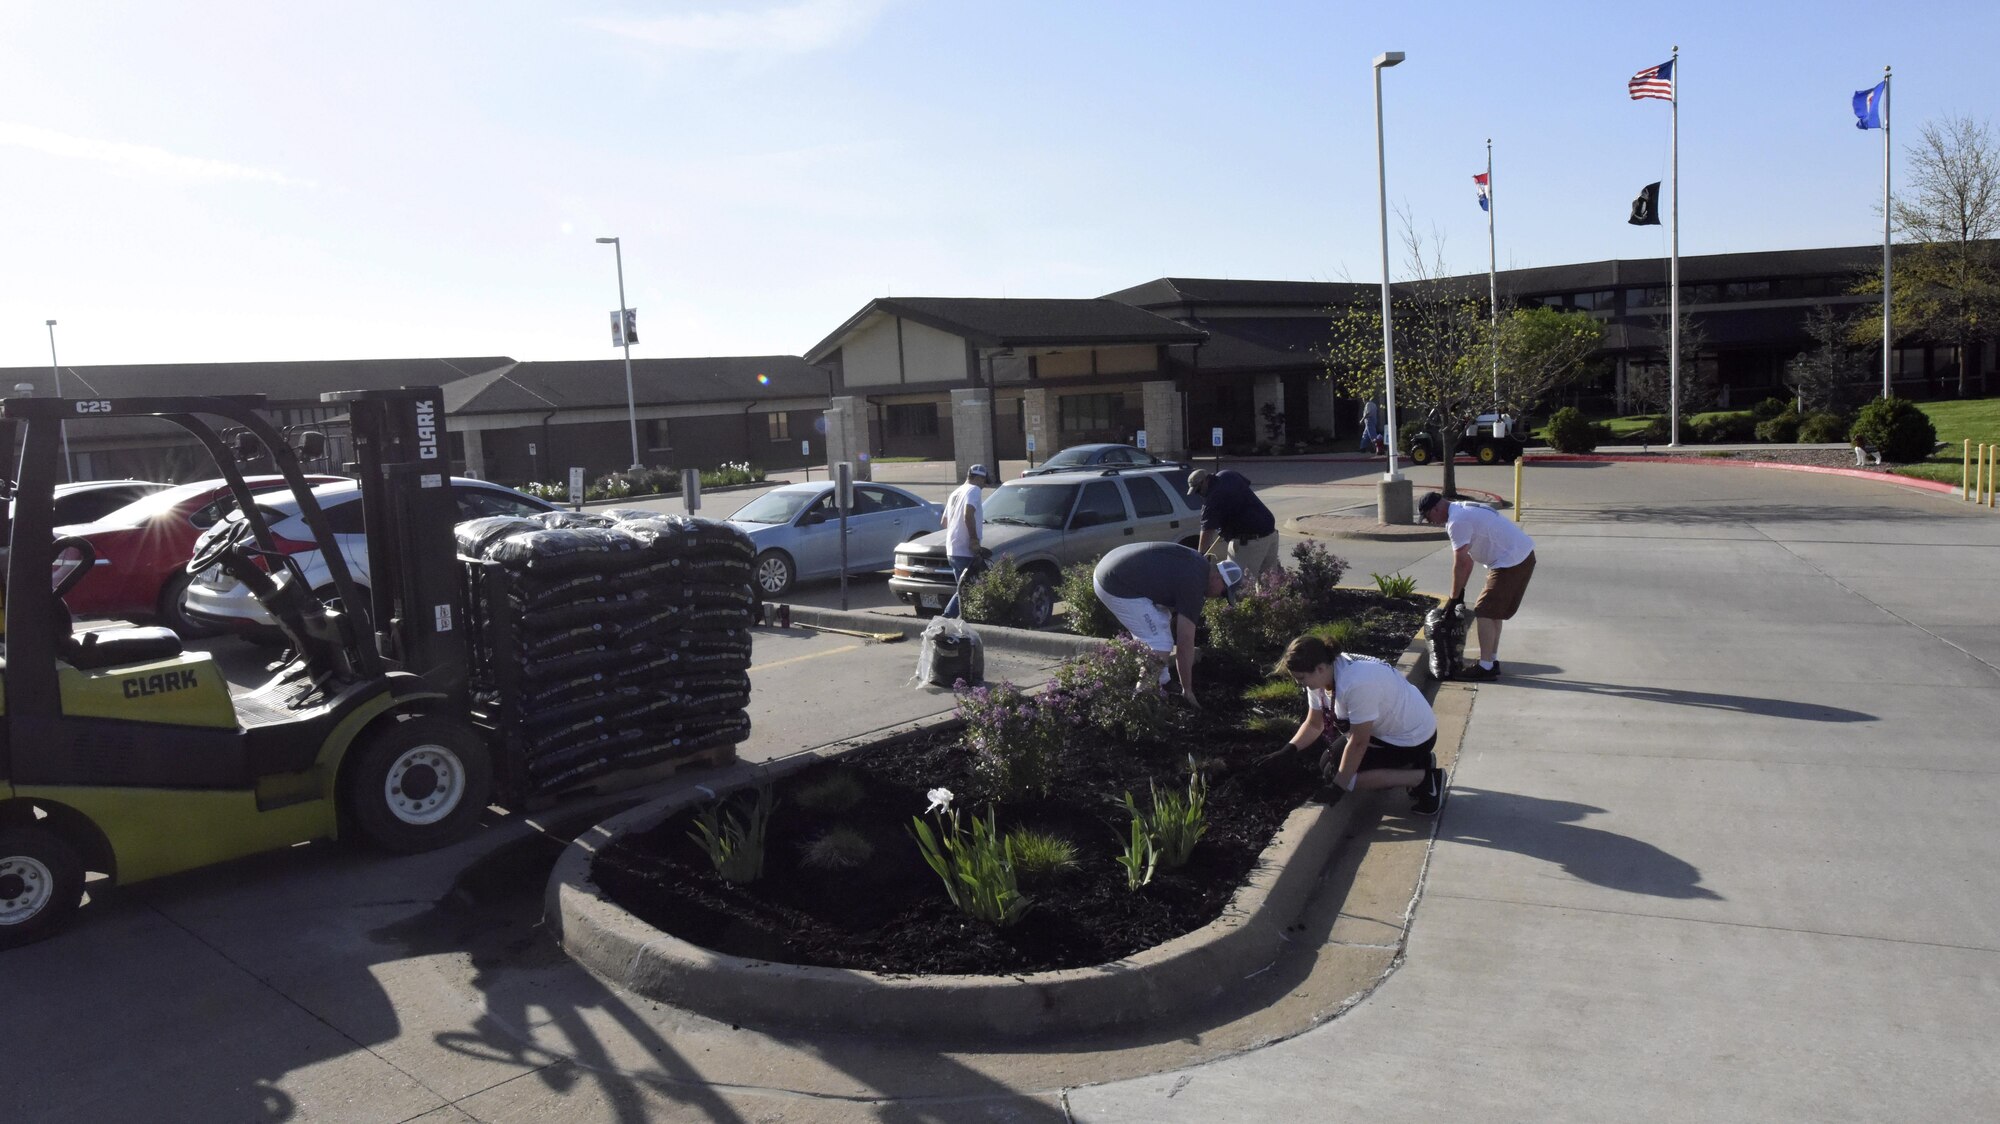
[
  {"xmin": 957, "ymin": 682, "xmax": 1067, "ymax": 799},
  {"xmin": 1544, "ymin": 406, "xmax": 1600, "ymax": 454},
  {"xmin": 1849, "ymin": 396, "xmax": 1938, "ymax": 463},
  {"xmin": 792, "ymin": 769, "xmax": 865, "ymax": 813},
  {"xmin": 1310, "ymin": 619, "xmax": 1367, "ymax": 650},
  {"xmin": 799, "ymin": 827, "xmax": 873, "ymax": 871},
  {"xmin": 1798, "ymin": 411, "xmax": 1851, "ymax": 444},
  {"xmin": 1287, "ymin": 540, "xmax": 1348, "ymax": 618},
  {"xmin": 1754, "ymin": 410, "xmax": 1801, "ymax": 444},
  {"xmin": 1690, "ymin": 412, "xmax": 1756, "ymax": 444},
  {"xmin": 1049, "ymin": 636, "xmax": 1171, "ymax": 743},
  {"xmin": 960, "ymin": 556, "xmax": 1036, "ymax": 627},
  {"xmin": 1058, "ymin": 561, "xmax": 1121, "ymax": 638},
  {"xmin": 1629, "ymin": 415, "xmax": 1673, "ymax": 445},
  {"xmin": 1202, "ymin": 570, "xmax": 1311, "ymax": 661},
  {"xmin": 1005, "ymin": 829, "xmax": 1080, "ymax": 878},
  {"xmin": 687, "ymin": 786, "xmax": 775, "ymax": 885},
  {"xmin": 1750, "ymin": 397, "xmax": 1792, "ymax": 422}
]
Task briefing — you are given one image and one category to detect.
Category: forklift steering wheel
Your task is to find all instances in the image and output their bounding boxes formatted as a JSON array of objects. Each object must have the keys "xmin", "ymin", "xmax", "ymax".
[
  {"xmin": 51, "ymin": 535, "xmax": 98, "ymax": 600},
  {"xmin": 187, "ymin": 518, "xmax": 253, "ymax": 576}
]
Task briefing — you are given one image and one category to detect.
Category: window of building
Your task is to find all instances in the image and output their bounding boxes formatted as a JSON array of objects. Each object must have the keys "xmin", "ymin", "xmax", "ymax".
[
  {"xmin": 1722, "ymin": 280, "xmax": 1772, "ymax": 302},
  {"xmin": 1059, "ymin": 393, "xmax": 1123, "ymax": 432},
  {"xmin": 1534, "ymin": 294, "xmax": 1566, "ymax": 308},
  {"xmin": 1068, "ymin": 481, "xmax": 1128, "ymax": 529},
  {"xmin": 885, "ymin": 403, "xmax": 938, "ymax": 437},
  {"xmin": 766, "ymin": 412, "xmax": 790, "ymax": 441},
  {"xmin": 1632, "ymin": 286, "xmax": 1669, "ymax": 307},
  {"xmin": 1684, "ymin": 283, "xmax": 1720, "ymax": 304},
  {"xmin": 1572, "ymin": 290, "xmax": 1618, "ymax": 311},
  {"xmin": 645, "ymin": 419, "xmax": 671, "ymax": 451},
  {"xmin": 1123, "ymin": 474, "xmax": 1174, "ymax": 518}
]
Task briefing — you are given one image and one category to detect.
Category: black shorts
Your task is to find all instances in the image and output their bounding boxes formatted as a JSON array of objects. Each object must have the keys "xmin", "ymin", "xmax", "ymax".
[{"xmin": 1326, "ymin": 728, "xmax": 1438, "ymax": 771}]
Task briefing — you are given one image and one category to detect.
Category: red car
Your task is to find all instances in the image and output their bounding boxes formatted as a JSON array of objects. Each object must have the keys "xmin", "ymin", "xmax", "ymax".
[{"xmin": 56, "ymin": 474, "xmax": 346, "ymax": 635}]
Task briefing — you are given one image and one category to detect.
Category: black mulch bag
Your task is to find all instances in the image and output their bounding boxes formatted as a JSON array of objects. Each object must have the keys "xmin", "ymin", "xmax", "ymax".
[
  {"xmin": 514, "ymin": 590, "xmax": 657, "ymax": 635},
  {"xmin": 483, "ymin": 526, "xmax": 645, "ymax": 575},
  {"xmin": 508, "ymin": 570, "xmax": 620, "ymax": 611},
  {"xmin": 517, "ymin": 672, "xmax": 617, "ymax": 714},
  {"xmin": 534, "ymin": 511, "xmax": 616, "ymax": 529},
  {"xmin": 682, "ymin": 604, "xmax": 754, "ymax": 632},
  {"xmin": 684, "ymin": 580, "xmax": 756, "ymax": 610},
  {"xmin": 681, "ymin": 557, "xmax": 754, "ymax": 585},
  {"xmin": 1426, "ymin": 603, "xmax": 1464, "ymax": 681},
  {"xmin": 455, "ymin": 516, "xmax": 541, "ymax": 558},
  {"xmin": 516, "ymin": 620, "xmax": 620, "ymax": 661},
  {"xmin": 615, "ymin": 647, "xmax": 752, "ymax": 682},
  {"xmin": 614, "ymin": 515, "xmax": 755, "ymax": 562}
]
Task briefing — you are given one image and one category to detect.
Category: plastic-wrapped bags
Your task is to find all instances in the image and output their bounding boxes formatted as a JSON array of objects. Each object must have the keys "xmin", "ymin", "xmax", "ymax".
[
  {"xmin": 483, "ymin": 526, "xmax": 645, "ymax": 574},
  {"xmin": 911, "ymin": 616, "xmax": 983, "ymax": 688}
]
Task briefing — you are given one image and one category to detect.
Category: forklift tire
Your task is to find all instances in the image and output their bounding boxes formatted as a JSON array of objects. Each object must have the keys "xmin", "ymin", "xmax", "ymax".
[
  {"xmin": 343, "ymin": 715, "xmax": 493, "ymax": 854},
  {"xmin": 0, "ymin": 826, "xmax": 86, "ymax": 949}
]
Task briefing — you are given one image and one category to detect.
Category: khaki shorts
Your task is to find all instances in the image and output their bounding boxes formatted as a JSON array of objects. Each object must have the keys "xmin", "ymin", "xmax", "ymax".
[
  {"xmin": 1226, "ymin": 531, "xmax": 1282, "ymax": 577},
  {"xmin": 1474, "ymin": 551, "xmax": 1536, "ymax": 620}
]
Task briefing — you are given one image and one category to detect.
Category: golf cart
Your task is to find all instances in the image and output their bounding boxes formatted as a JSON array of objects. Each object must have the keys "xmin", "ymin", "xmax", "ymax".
[
  {"xmin": 0, "ymin": 388, "xmax": 490, "ymax": 948},
  {"xmin": 1406, "ymin": 412, "xmax": 1523, "ymax": 466}
]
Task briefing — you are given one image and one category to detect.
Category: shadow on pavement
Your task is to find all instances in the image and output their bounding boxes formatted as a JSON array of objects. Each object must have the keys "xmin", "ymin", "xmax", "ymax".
[
  {"xmin": 1440, "ymin": 788, "xmax": 1721, "ymax": 900},
  {"xmin": 1502, "ymin": 675, "xmax": 1876, "ymax": 722},
  {"xmin": 1521, "ymin": 502, "xmax": 1936, "ymax": 527}
]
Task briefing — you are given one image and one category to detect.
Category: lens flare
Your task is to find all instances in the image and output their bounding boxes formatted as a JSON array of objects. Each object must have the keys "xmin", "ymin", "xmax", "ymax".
[{"xmin": 755, "ymin": 373, "xmax": 770, "ymax": 385}]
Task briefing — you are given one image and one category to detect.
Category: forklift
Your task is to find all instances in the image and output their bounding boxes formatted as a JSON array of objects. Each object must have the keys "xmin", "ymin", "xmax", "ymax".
[{"xmin": 0, "ymin": 387, "xmax": 491, "ymax": 948}]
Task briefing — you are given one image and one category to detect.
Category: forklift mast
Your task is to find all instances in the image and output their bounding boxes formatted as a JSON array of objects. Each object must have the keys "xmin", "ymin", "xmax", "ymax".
[{"xmin": 321, "ymin": 387, "xmax": 468, "ymax": 702}]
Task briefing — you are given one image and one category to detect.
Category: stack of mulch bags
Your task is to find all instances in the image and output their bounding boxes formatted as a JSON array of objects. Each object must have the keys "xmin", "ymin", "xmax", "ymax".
[{"xmin": 456, "ymin": 509, "xmax": 754, "ymax": 794}]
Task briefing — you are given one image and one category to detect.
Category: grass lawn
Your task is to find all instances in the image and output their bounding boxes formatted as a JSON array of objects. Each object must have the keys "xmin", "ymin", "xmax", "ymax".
[
  {"xmin": 1897, "ymin": 397, "xmax": 2000, "ymax": 486},
  {"xmin": 1532, "ymin": 409, "xmax": 1753, "ymax": 443}
]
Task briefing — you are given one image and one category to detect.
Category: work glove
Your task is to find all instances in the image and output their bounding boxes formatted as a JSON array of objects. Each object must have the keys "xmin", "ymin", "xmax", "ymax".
[
  {"xmin": 1444, "ymin": 595, "xmax": 1463, "ymax": 614},
  {"xmin": 977, "ymin": 546, "xmax": 994, "ymax": 560}
]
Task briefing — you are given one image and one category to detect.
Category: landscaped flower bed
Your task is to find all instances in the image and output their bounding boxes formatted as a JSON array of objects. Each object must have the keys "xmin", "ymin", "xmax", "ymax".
[{"xmin": 592, "ymin": 547, "xmax": 1427, "ymax": 977}]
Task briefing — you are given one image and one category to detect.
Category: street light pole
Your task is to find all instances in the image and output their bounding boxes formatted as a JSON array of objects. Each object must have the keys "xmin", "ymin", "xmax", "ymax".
[
  {"xmin": 594, "ymin": 237, "xmax": 643, "ymax": 471},
  {"xmin": 1372, "ymin": 51, "xmax": 1405, "ymax": 483},
  {"xmin": 45, "ymin": 319, "xmax": 73, "ymax": 481}
]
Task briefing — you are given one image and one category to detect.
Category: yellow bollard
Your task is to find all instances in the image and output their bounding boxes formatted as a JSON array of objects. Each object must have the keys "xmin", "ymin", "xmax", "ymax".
[
  {"xmin": 1965, "ymin": 439, "xmax": 1974, "ymax": 501},
  {"xmin": 1514, "ymin": 458, "xmax": 1524, "ymax": 523}
]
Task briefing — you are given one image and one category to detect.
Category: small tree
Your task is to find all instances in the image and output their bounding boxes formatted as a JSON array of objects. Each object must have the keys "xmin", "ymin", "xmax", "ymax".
[
  {"xmin": 1627, "ymin": 310, "xmax": 1715, "ymax": 416},
  {"xmin": 1493, "ymin": 306, "xmax": 1606, "ymax": 424},
  {"xmin": 1786, "ymin": 306, "xmax": 1869, "ymax": 415}
]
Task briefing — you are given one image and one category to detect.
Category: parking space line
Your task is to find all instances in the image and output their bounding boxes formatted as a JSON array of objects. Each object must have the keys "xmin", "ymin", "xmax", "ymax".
[{"xmin": 749, "ymin": 642, "xmax": 865, "ymax": 672}]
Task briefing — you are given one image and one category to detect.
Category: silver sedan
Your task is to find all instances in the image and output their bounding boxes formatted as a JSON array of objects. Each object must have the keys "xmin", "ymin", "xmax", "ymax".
[{"xmin": 727, "ymin": 481, "xmax": 942, "ymax": 597}]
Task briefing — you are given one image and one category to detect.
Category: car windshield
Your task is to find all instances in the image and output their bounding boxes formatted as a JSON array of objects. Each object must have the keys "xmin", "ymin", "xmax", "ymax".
[
  {"xmin": 983, "ymin": 482, "xmax": 1078, "ymax": 528},
  {"xmin": 730, "ymin": 489, "xmax": 821, "ymax": 524},
  {"xmin": 97, "ymin": 476, "xmax": 309, "ymax": 524},
  {"xmin": 1040, "ymin": 448, "xmax": 1094, "ymax": 469}
]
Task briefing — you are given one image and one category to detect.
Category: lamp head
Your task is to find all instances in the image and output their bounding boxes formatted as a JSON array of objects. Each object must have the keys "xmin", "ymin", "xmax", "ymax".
[
  {"xmin": 1374, "ymin": 51, "xmax": 1405, "ymax": 68},
  {"xmin": 45, "ymin": 319, "xmax": 56, "ymax": 326},
  {"xmin": 594, "ymin": 236, "xmax": 617, "ymax": 244}
]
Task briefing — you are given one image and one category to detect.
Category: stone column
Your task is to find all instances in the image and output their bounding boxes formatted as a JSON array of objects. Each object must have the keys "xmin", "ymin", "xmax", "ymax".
[
  {"xmin": 1306, "ymin": 376, "xmax": 1339, "ymax": 439},
  {"xmin": 1139, "ymin": 381, "xmax": 1185, "ymax": 460},
  {"xmin": 1022, "ymin": 386, "xmax": 1056, "ymax": 467},
  {"xmin": 459, "ymin": 426, "xmax": 486, "ymax": 479},
  {"xmin": 825, "ymin": 395, "xmax": 872, "ymax": 481},
  {"xmin": 1251, "ymin": 374, "xmax": 1285, "ymax": 448},
  {"xmin": 949, "ymin": 387, "xmax": 994, "ymax": 482}
]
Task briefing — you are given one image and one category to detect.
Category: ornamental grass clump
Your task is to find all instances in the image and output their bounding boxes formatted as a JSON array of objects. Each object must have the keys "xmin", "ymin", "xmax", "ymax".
[
  {"xmin": 791, "ymin": 769, "xmax": 865, "ymax": 813},
  {"xmin": 799, "ymin": 826, "xmax": 874, "ymax": 871},
  {"xmin": 1371, "ymin": 572, "xmax": 1419, "ymax": 598},
  {"xmin": 910, "ymin": 788, "xmax": 1032, "ymax": 926},
  {"xmin": 1050, "ymin": 635, "xmax": 1171, "ymax": 742},
  {"xmin": 687, "ymin": 786, "xmax": 774, "ymax": 885},
  {"xmin": 1005, "ymin": 828, "xmax": 1080, "ymax": 879},
  {"xmin": 958, "ymin": 681, "xmax": 1069, "ymax": 799}
]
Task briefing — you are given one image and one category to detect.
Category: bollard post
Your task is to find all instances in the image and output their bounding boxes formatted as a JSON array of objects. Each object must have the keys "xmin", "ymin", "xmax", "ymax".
[
  {"xmin": 1965, "ymin": 440, "xmax": 1973, "ymax": 501},
  {"xmin": 1513, "ymin": 457, "xmax": 1524, "ymax": 523}
]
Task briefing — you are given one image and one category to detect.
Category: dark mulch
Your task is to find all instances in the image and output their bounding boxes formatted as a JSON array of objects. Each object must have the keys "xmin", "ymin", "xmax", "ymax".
[{"xmin": 592, "ymin": 588, "xmax": 1427, "ymax": 975}]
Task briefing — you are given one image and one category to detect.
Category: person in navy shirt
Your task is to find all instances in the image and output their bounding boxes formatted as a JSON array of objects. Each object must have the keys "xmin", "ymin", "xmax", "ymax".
[{"xmin": 1187, "ymin": 468, "xmax": 1281, "ymax": 577}]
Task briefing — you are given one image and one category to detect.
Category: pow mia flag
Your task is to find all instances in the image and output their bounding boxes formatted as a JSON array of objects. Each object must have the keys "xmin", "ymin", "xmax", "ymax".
[
  {"xmin": 1628, "ymin": 181, "xmax": 1662, "ymax": 226},
  {"xmin": 609, "ymin": 308, "xmax": 639, "ymax": 347}
]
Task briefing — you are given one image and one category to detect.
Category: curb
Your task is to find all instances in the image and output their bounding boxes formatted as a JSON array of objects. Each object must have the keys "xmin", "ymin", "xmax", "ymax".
[
  {"xmin": 1527, "ymin": 453, "xmax": 1962, "ymax": 495},
  {"xmin": 775, "ymin": 604, "xmax": 1109, "ymax": 661},
  {"xmin": 549, "ymin": 632, "xmax": 1436, "ymax": 1040}
]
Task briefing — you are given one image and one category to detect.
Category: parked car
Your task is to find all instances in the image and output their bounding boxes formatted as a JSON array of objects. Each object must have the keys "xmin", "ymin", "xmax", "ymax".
[
  {"xmin": 182, "ymin": 478, "xmax": 555, "ymax": 636},
  {"xmin": 727, "ymin": 481, "xmax": 942, "ymax": 597},
  {"xmin": 1406, "ymin": 413, "xmax": 1523, "ymax": 466},
  {"xmin": 889, "ymin": 468, "xmax": 1202, "ymax": 626},
  {"xmin": 1, "ymin": 478, "xmax": 171, "ymax": 569},
  {"xmin": 53, "ymin": 475, "xmax": 346, "ymax": 635},
  {"xmin": 1022, "ymin": 443, "xmax": 1194, "ymax": 495}
]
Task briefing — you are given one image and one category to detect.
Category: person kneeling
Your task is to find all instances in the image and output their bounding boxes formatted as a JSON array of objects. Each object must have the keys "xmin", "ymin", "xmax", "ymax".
[{"xmin": 1274, "ymin": 634, "xmax": 1446, "ymax": 815}]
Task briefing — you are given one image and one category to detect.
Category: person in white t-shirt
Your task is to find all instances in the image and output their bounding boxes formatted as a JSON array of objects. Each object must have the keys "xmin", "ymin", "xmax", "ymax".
[
  {"xmin": 1418, "ymin": 490, "xmax": 1537, "ymax": 681},
  {"xmin": 1274, "ymin": 634, "xmax": 1444, "ymax": 814},
  {"xmin": 939, "ymin": 464, "xmax": 990, "ymax": 619}
]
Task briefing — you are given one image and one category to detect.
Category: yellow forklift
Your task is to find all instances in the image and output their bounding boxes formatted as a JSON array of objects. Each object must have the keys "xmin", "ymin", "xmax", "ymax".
[{"xmin": 0, "ymin": 388, "xmax": 491, "ymax": 947}]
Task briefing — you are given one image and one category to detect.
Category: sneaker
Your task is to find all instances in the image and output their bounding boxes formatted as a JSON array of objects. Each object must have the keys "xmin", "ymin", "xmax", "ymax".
[
  {"xmin": 1308, "ymin": 784, "xmax": 1346, "ymax": 806},
  {"xmin": 1457, "ymin": 662, "xmax": 1501, "ymax": 681},
  {"xmin": 1410, "ymin": 767, "xmax": 1447, "ymax": 816}
]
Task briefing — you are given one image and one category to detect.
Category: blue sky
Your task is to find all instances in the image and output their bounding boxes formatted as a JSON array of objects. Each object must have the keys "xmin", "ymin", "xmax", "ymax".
[{"xmin": 2, "ymin": 0, "xmax": 1993, "ymax": 370}]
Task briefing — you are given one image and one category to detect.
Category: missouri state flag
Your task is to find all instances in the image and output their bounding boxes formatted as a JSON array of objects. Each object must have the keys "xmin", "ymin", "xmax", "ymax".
[
  {"xmin": 1473, "ymin": 172, "xmax": 1490, "ymax": 212},
  {"xmin": 1853, "ymin": 80, "xmax": 1887, "ymax": 129}
]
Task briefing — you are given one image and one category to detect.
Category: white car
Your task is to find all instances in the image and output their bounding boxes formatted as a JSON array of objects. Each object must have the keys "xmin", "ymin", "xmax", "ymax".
[{"xmin": 183, "ymin": 477, "xmax": 554, "ymax": 635}]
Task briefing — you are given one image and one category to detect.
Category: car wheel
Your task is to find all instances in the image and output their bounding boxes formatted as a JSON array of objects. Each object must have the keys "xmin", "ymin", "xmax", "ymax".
[
  {"xmin": 157, "ymin": 570, "xmax": 220, "ymax": 639},
  {"xmin": 1019, "ymin": 574, "xmax": 1056, "ymax": 629},
  {"xmin": 342, "ymin": 714, "xmax": 493, "ymax": 854},
  {"xmin": 753, "ymin": 551, "xmax": 795, "ymax": 598},
  {"xmin": 0, "ymin": 826, "xmax": 86, "ymax": 949}
]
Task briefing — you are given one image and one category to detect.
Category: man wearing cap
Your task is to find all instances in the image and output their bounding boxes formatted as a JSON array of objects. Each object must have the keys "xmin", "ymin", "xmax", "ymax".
[
  {"xmin": 1092, "ymin": 541, "xmax": 1246, "ymax": 708},
  {"xmin": 1187, "ymin": 468, "xmax": 1281, "ymax": 578},
  {"xmin": 939, "ymin": 464, "xmax": 991, "ymax": 619},
  {"xmin": 1417, "ymin": 491, "xmax": 1536, "ymax": 681}
]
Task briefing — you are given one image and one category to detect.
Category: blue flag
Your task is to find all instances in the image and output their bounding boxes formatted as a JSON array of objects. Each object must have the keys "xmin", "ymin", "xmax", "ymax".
[{"xmin": 1853, "ymin": 81, "xmax": 1886, "ymax": 130}]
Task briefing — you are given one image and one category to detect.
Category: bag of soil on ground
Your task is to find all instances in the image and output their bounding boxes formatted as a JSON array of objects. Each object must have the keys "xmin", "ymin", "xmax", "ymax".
[
  {"xmin": 1426, "ymin": 602, "xmax": 1465, "ymax": 681},
  {"xmin": 911, "ymin": 615, "xmax": 983, "ymax": 688}
]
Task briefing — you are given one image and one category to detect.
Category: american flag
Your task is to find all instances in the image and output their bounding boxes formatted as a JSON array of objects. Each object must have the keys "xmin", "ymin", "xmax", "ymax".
[{"xmin": 1629, "ymin": 58, "xmax": 1674, "ymax": 101}]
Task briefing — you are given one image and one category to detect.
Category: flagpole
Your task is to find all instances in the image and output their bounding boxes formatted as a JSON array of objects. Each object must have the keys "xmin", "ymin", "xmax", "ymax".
[
  {"xmin": 1881, "ymin": 64, "xmax": 1893, "ymax": 400},
  {"xmin": 1668, "ymin": 45, "xmax": 1681, "ymax": 447},
  {"xmin": 1487, "ymin": 139, "xmax": 1499, "ymax": 417}
]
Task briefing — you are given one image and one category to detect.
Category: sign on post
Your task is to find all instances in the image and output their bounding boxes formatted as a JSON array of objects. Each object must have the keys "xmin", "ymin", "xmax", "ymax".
[
  {"xmin": 835, "ymin": 462, "xmax": 853, "ymax": 610},
  {"xmin": 1211, "ymin": 427, "xmax": 1224, "ymax": 447},
  {"xmin": 1135, "ymin": 429, "xmax": 1148, "ymax": 450},
  {"xmin": 567, "ymin": 466, "xmax": 585, "ymax": 510},
  {"xmin": 1025, "ymin": 433, "xmax": 1037, "ymax": 454},
  {"xmin": 681, "ymin": 468, "xmax": 701, "ymax": 513},
  {"xmin": 800, "ymin": 439, "xmax": 810, "ymax": 457}
]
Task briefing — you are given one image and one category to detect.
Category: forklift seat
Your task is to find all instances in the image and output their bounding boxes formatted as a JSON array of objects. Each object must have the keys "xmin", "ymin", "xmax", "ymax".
[{"xmin": 64, "ymin": 626, "xmax": 185, "ymax": 671}]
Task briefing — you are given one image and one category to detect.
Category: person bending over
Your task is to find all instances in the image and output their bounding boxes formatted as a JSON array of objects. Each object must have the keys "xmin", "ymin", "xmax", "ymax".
[
  {"xmin": 1417, "ymin": 490, "xmax": 1536, "ymax": 681},
  {"xmin": 1092, "ymin": 541, "xmax": 1245, "ymax": 709},
  {"xmin": 1274, "ymin": 634, "xmax": 1444, "ymax": 814}
]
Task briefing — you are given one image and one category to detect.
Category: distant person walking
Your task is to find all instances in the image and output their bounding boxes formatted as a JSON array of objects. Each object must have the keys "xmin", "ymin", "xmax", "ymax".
[
  {"xmin": 1274, "ymin": 633, "xmax": 1444, "ymax": 813},
  {"xmin": 1092, "ymin": 542, "xmax": 1246, "ymax": 708},
  {"xmin": 1187, "ymin": 468, "xmax": 1281, "ymax": 578},
  {"xmin": 1360, "ymin": 398, "xmax": 1382, "ymax": 453},
  {"xmin": 1417, "ymin": 491, "xmax": 1536, "ymax": 681},
  {"xmin": 940, "ymin": 464, "xmax": 990, "ymax": 619}
]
